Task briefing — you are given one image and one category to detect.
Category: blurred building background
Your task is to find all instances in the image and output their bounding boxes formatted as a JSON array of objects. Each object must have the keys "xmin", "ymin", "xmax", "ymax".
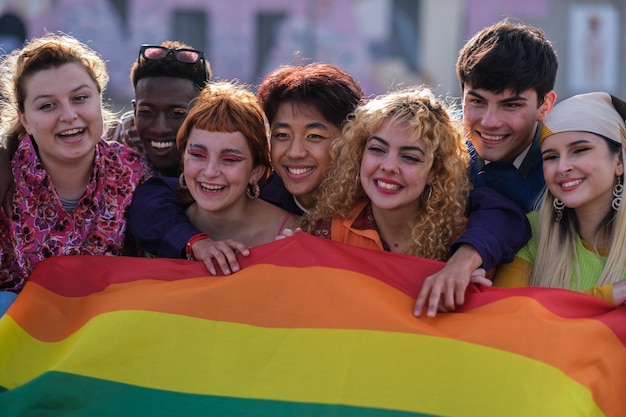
[{"xmin": 1, "ymin": 0, "xmax": 624, "ymax": 113}]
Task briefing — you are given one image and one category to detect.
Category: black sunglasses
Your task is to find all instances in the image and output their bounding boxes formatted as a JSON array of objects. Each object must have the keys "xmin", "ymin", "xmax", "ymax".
[{"xmin": 138, "ymin": 44, "xmax": 209, "ymax": 81}]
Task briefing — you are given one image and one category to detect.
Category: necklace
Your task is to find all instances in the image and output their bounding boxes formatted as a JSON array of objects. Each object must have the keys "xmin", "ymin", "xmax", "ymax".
[{"xmin": 293, "ymin": 195, "xmax": 309, "ymax": 214}]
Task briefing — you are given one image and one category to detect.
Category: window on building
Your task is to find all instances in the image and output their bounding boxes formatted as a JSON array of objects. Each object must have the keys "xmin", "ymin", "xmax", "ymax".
[
  {"xmin": 390, "ymin": 0, "xmax": 420, "ymax": 72},
  {"xmin": 254, "ymin": 11, "xmax": 288, "ymax": 79},
  {"xmin": 173, "ymin": 9, "xmax": 208, "ymax": 55}
]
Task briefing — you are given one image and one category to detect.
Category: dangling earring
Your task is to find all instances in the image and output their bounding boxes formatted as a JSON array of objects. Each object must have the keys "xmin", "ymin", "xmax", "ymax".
[
  {"xmin": 420, "ymin": 185, "xmax": 433, "ymax": 204},
  {"xmin": 179, "ymin": 173, "xmax": 188, "ymax": 189},
  {"xmin": 246, "ymin": 181, "xmax": 260, "ymax": 199},
  {"xmin": 426, "ymin": 179, "xmax": 435, "ymax": 200},
  {"xmin": 354, "ymin": 172, "xmax": 360, "ymax": 185},
  {"xmin": 553, "ymin": 197, "xmax": 565, "ymax": 222},
  {"xmin": 612, "ymin": 176, "xmax": 623, "ymax": 211}
]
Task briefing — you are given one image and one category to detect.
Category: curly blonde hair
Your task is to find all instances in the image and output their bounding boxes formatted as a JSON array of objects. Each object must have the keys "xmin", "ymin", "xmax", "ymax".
[{"xmin": 302, "ymin": 87, "xmax": 470, "ymax": 261}]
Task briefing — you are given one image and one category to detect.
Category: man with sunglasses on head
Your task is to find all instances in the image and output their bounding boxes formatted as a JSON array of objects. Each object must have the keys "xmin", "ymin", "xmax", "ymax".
[{"xmin": 110, "ymin": 40, "xmax": 212, "ymax": 176}]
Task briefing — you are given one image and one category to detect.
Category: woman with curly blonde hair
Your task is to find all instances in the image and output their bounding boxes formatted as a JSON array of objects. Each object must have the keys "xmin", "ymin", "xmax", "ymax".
[{"xmin": 301, "ymin": 87, "xmax": 471, "ymax": 261}]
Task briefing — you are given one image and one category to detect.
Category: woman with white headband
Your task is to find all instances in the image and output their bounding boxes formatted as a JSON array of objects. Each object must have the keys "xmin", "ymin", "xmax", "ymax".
[{"xmin": 494, "ymin": 92, "xmax": 626, "ymax": 305}]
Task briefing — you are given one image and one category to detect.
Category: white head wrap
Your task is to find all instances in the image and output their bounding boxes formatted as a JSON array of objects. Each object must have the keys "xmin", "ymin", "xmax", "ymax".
[{"xmin": 540, "ymin": 92, "xmax": 626, "ymax": 148}]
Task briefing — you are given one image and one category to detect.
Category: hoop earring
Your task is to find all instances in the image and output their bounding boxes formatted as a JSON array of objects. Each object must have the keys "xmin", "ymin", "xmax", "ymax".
[
  {"xmin": 179, "ymin": 173, "xmax": 188, "ymax": 189},
  {"xmin": 612, "ymin": 176, "xmax": 623, "ymax": 211},
  {"xmin": 246, "ymin": 181, "xmax": 260, "ymax": 199},
  {"xmin": 553, "ymin": 197, "xmax": 565, "ymax": 222}
]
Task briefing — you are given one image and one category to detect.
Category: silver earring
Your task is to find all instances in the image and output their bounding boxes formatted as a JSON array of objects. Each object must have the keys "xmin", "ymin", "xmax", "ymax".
[
  {"xmin": 612, "ymin": 176, "xmax": 623, "ymax": 211},
  {"xmin": 354, "ymin": 172, "xmax": 360, "ymax": 185},
  {"xmin": 553, "ymin": 197, "xmax": 565, "ymax": 222},
  {"xmin": 246, "ymin": 182, "xmax": 260, "ymax": 199},
  {"xmin": 178, "ymin": 173, "xmax": 187, "ymax": 189}
]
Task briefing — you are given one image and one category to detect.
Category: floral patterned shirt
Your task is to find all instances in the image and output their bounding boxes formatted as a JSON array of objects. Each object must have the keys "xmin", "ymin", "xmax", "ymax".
[{"xmin": 0, "ymin": 135, "xmax": 151, "ymax": 292}]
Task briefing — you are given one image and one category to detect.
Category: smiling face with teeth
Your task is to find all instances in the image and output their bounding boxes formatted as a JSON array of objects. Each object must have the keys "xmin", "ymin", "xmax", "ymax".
[
  {"xmin": 270, "ymin": 102, "xmax": 341, "ymax": 209},
  {"xmin": 183, "ymin": 128, "xmax": 264, "ymax": 214},
  {"xmin": 541, "ymin": 131, "xmax": 623, "ymax": 217},
  {"xmin": 462, "ymin": 85, "xmax": 555, "ymax": 163},
  {"xmin": 18, "ymin": 63, "xmax": 103, "ymax": 168},
  {"xmin": 359, "ymin": 118, "xmax": 432, "ymax": 218},
  {"xmin": 134, "ymin": 77, "xmax": 199, "ymax": 176}
]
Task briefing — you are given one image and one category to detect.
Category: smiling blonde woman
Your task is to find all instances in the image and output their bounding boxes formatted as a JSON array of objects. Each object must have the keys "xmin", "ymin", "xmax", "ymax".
[{"xmin": 494, "ymin": 92, "xmax": 626, "ymax": 305}]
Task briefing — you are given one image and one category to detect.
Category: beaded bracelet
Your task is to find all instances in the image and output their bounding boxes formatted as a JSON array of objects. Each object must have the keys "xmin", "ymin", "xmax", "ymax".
[{"xmin": 185, "ymin": 233, "xmax": 211, "ymax": 260}]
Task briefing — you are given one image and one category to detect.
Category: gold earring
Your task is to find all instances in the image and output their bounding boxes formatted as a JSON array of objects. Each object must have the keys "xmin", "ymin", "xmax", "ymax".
[
  {"xmin": 178, "ymin": 173, "xmax": 187, "ymax": 189},
  {"xmin": 246, "ymin": 181, "xmax": 260, "ymax": 199}
]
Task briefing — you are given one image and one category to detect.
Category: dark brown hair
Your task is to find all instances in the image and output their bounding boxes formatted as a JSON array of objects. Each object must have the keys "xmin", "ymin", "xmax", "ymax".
[{"xmin": 456, "ymin": 19, "xmax": 558, "ymax": 104}]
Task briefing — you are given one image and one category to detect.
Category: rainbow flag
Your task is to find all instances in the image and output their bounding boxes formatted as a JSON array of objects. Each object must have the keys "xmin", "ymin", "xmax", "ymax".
[{"xmin": 1, "ymin": 233, "xmax": 625, "ymax": 416}]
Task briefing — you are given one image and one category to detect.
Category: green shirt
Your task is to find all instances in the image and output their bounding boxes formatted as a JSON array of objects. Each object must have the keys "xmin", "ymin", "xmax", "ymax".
[{"xmin": 517, "ymin": 211, "xmax": 609, "ymax": 290}]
